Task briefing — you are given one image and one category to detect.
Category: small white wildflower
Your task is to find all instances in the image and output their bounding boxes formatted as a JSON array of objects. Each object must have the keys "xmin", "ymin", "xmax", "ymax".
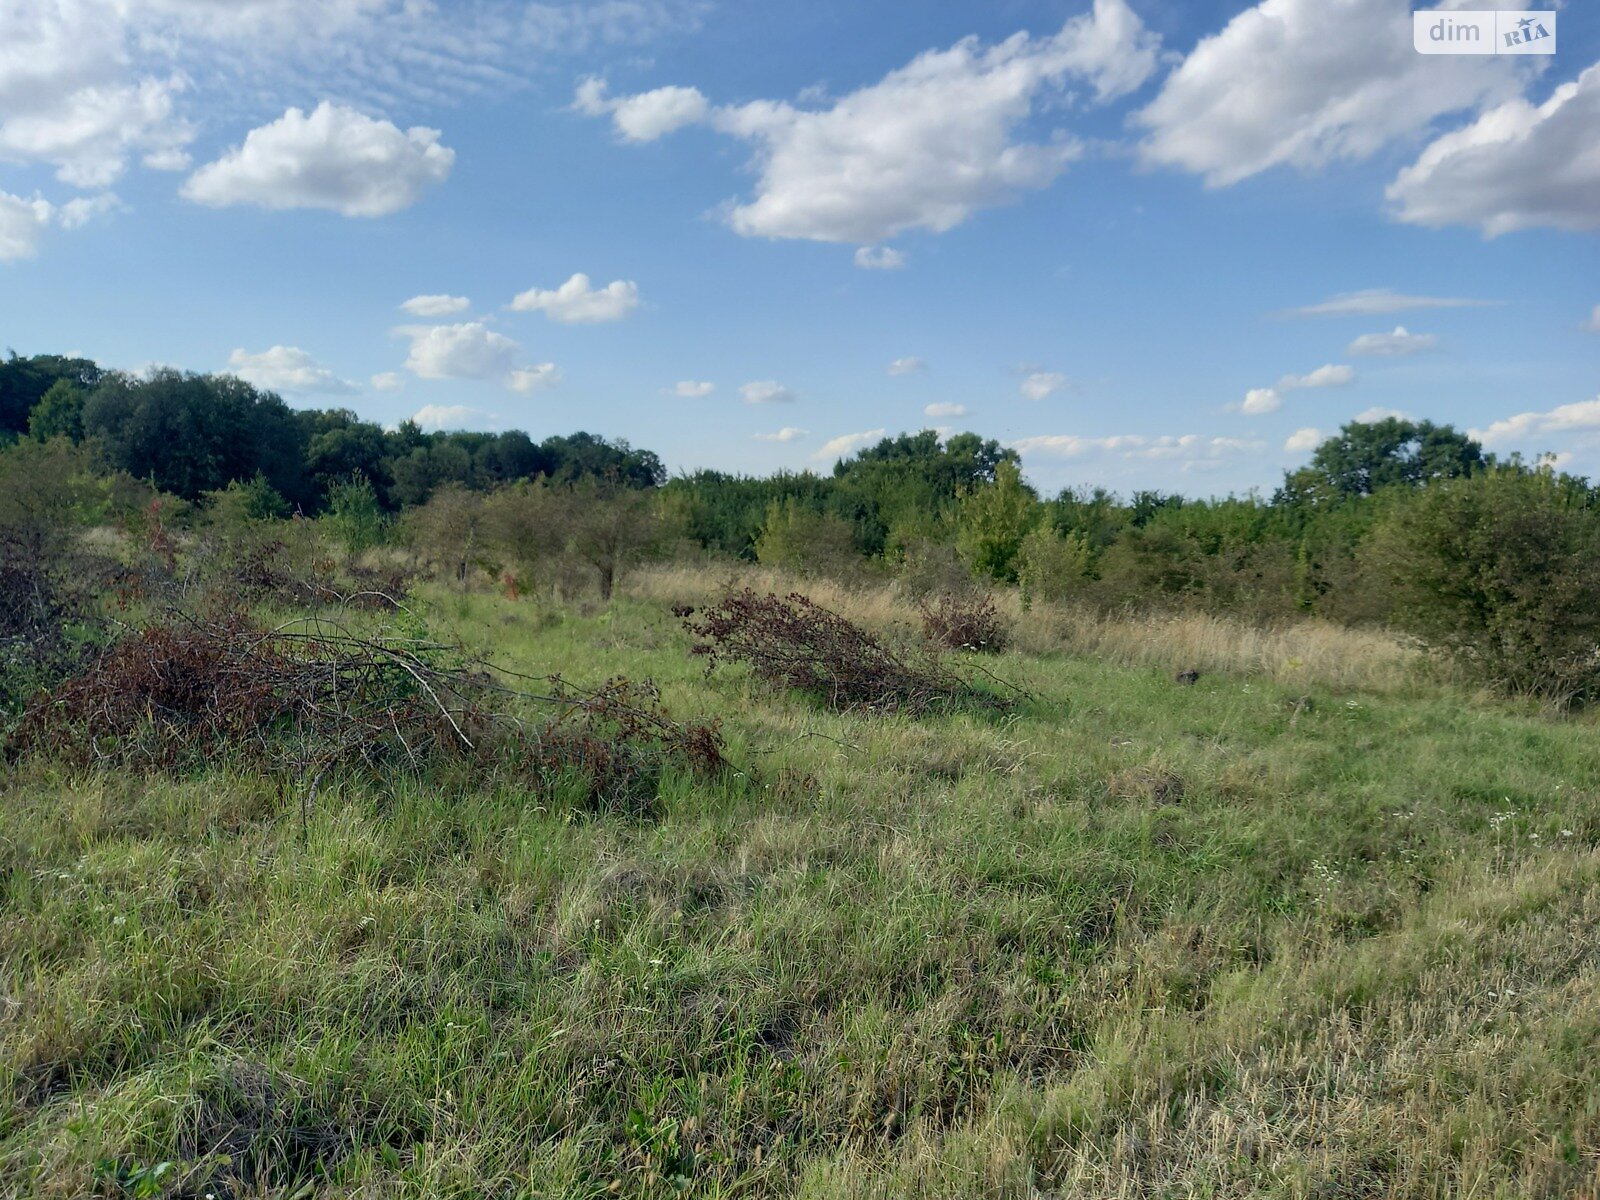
[{"xmin": 1560, "ymin": 829, "xmax": 1574, "ymax": 838}]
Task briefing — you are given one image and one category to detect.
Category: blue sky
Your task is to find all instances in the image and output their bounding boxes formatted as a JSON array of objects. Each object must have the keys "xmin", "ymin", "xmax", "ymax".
[{"xmin": 1, "ymin": 0, "xmax": 1596, "ymax": 496}]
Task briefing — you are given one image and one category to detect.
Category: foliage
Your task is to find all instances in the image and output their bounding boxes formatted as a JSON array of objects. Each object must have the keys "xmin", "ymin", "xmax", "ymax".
[
  {"xmin": 754, "ymin": 498, "xmax": 860, "ymax": 578},
  {"xmin": 204, "ymin": 473, "xmax": 293, "ymax": 525},
  {"xmin": 918, "ymin": 593, "xmax": 1009, "ymax": 653},
  {"xmin": 0, "ymin": 352, "xmax": 102, "ymax": 437},
  {"xmin": 0, "ymin": 438, "xmax": 109, "ymax": 713},
  {"xmin": 8, "ymin": 608, "xmax": 728, "ymax": 812},
  {"xmin": 404, "ymin": 483, "xmax": 488, "ymax": 586},
  {"xmin": 955, "ymin": 459, "xmax": 1039, "ymax": 582},
  {"xmin": 1015, "ymin": 525, "xmax": 1094, "ymax": 608},
  {"xmin": 1369, "ymin": 466, "xmax": 1600, "ymax": 703},
  {"xmin": 1282, "ymin": 417, "xmax": 1485, "ymax": 502},
  {"xmin": 556, "ymin": 476, "xmax": 665, "ymax": 600},
  {"xmin": 685, "ymin": 588, "xmax": 1006, "ymax": 713},
  {"xmin": 27, "ymin": 379, "xmax": 85, "ymax": 442},
  {"xmin": 321, "ymin": 472, "xmax": 389, "ymax": 558}
]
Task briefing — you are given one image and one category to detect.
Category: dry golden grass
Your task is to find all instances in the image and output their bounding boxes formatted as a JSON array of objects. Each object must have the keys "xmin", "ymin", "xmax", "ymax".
[{"xmin": 629, "ymin": 562, "xmax": 1426, "ymax": 694}]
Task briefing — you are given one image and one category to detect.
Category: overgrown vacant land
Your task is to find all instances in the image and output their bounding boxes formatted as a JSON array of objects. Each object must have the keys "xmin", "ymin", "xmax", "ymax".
[{"xmin": 4, "ymin": 570, "xmax": 1598, "ymax": 1199}]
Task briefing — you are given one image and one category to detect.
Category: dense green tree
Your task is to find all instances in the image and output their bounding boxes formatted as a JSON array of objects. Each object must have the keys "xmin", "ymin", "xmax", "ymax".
[
  {"xmin": 0, "ymin": 353, "xmax": 103, "ymax": 437},
  {"xmin": 83, "ymin": 370, "xmax": 311, "ymax": 505},
  {"xmin": 1282, "ymin": 418, "xmax": 1485, "ymax": 503},
  {"xmin": 28, "ymin": 379, "xmax": 85, "ymax": 442}
]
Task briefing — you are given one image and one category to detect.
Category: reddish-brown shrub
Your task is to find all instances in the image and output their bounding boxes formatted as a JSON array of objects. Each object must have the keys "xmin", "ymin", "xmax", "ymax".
[
  {"xmin": 9, "ymin": 610, "xmax": 727, "ymax": 813},
  {"xmin": 683, "ymin": 588, "xmax": 1007, "ymax": 715},
  {"xmin": 918, "ymin": 593, "xmax": 1009, "ymax": 654}
]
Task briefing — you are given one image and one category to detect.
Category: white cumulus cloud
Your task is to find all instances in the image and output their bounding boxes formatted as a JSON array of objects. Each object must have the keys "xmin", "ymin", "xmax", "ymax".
[
  {"xmin": 227, "ymin": 345, "xmax": 356, "ymax": 395},
  {"xmin": 509, "ymin": 363, "xmax": 562, "ymax": 392},
  {"xmin": 411, "ymin": 404, "xmax": 494, "ymax": 432},
  {"xmin": 370, "ymin": 371, "xmax": 406, "ymax": 392},
  {"xmin": 1353, "ymin": 407, "xmax": 1411, "ymax": 423},
  {"xmin": 510, "ymin": 273, "xmax": 640, "ymax": 323},
  {"xmin": 888, "ymin": 357, "xmax": 926, "ymax": 376},
  {"xmin": 1585, "ymin": 305, "xmax": 1600, "ymax": 334},
  {"xmin": 1279, "ymin": 363, "xmax": 1354, "ymax": 390},
  {"xmin": 1387, "ymin": 64, "xmax": 1600, "ymax": 236},
  {"xmin": 1347, "ymin": 325, "xmax": 1437, "ymax": 357},
  {"xmin": 740, "ymin": 380, "xmax": 796, "ymax": 405},
  {"xmin": 182, "ymin": 102, "xmax": 453, "ymax": 217},
  {"xmin": 1236, "ymin": 363, "xmax": 1353, "ymax": 415},
  {"xmin": 396, "ymin": 322, "xmax": 520, "ymax": 381},
  {"xmin": 583, "ymin": 0, "xmax": 1159, "ymax": 245},
  {"xmin": 401, "ymin": 294, "xmax": 470, "ymax": 317},
  {"xmin": 575, "ymin": 78, "xmax": 710, "ymax": 142},
  {"xmin": 924, "ymin": 402, "xmax": 966, "ymax": 418},
  {"xmin": 58, "ymin": 193, "xmax": 121, "ymax": 228},
  {"xmin": 1011, "ymin": 432, "xmax": 1265, "ymax": 470},
  {"xmin": 1284, "ymin": 427, "xmax": 1323, "ymax": 454},
  {"xmin": 0, "ymin": 0, "xmax": 699, "ymax": 218},
  {"xmin": 1020, "ymin": 372, "xmax": 1066, "ymax": 401},
  {"xmin": 1240, "ymin": 387, "xmax": 1281, "ymax": 415},
  {"xmin": 815, "ymin": 428, "xmax": 888, "ymax": 461},
  {"xmin": 0, "ymin": 2, "xmax": 192, "ymax": 188},
  {"xmin": 753, "ymin": 427, "xmax": 808, "ymax": 442},
  {"xmin": 1470, "ymin": 395, "xmax": 1600, "ymax": 448},
  {"xmin": 0, "ymin": 192, "xmax": 55, "ymax": 261},
  {"xmin": 1136, "ymin": 0, "xmax": 1528, "ymax": 187}
]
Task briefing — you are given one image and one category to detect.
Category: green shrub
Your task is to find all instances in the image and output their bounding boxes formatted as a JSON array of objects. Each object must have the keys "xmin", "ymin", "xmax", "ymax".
[
  {"xmin": 1368, "ymin": 467, "xmax": 1600, "ymax": 703},
  {"xmin": 322, "ymin": 472, "xmax": 388, "ymax": 558},
  {"xmin": 1016, "ymin": 526, "xmax": 1093, "ymax": 608},
  {"xmin": 955, "ymin": 459, "xmax": 1039, "ymax": 582},
  {"xmin": 754, "ymin": 497, "xmax": 860, "ymax": 579}
]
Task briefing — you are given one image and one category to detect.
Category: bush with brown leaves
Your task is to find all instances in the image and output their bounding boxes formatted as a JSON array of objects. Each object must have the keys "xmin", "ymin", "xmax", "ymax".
[
  {"xmin": 9, "ymin": 609, "xmax": 728, "ymax": 814},
  {"xmin": 683, "ymin": 588, "xmax": 1009, "ymax": 715},
  {"xmin": 918, "ymin": 593, "xmax": 1009, "ymax": 654}
]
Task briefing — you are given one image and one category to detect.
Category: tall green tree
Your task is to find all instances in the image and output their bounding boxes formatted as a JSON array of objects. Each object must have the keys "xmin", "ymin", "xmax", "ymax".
[
  {"xmin": 1282, "ymin": 418, "xmax": 1485, "ymax": 503},
  {"xmin": 28, "ymin": 379, "xmax": 85, "ymax": 442}
]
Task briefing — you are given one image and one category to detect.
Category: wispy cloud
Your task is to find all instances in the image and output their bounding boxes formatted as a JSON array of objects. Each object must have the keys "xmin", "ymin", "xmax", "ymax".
[{"xmin": 1283, "ymin": 288, "xmax": 1495, "ymax": 317}]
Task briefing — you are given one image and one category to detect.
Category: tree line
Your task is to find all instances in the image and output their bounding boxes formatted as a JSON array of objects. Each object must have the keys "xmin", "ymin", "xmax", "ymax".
[
  {"xmin": 7, "ymin": 347, "xmax": 1600, "ymax": 704},
  {"xmin": 0, "ymin": 352, "xmax": 663, "ymax": 511}
]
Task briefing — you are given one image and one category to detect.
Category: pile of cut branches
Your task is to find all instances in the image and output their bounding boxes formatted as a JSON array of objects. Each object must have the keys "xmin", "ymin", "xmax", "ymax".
[
  {"xmin": 683, "ymin": 588, "xmax": 1012, "ymax": 715},
  {"xmin": 9, "ymin": 609, "xmax": 727, "ymax": 809}
]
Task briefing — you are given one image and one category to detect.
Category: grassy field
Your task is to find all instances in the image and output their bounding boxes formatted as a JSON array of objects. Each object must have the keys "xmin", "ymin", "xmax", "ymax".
[{"xmin": 4, "ymin": 569, "xmax": 1599, "ymax": 1198}]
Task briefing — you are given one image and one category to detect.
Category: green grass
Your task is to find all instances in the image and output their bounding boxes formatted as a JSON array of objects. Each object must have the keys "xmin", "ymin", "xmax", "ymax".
[{"xmin": 3, "ymin": 585, "xmax": 1599, "ymax": 1198}]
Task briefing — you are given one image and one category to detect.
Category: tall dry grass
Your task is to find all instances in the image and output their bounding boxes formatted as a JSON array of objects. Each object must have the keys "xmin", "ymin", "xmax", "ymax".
[{"xmin": 628, "ymin": 562, "xmax": 1425, "ymax": 694}]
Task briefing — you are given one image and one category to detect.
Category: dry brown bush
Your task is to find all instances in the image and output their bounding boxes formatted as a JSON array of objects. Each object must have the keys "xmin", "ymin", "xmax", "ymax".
[
  {"xmin": 8, "ymin": 609, "xmax": 727, "ymax": 814},
  {"xmin": 918, "ymin": 593, "xmax": 1009, "ymax": 654},
  {"xmin": 683, "ymin": 588, "xmax": 1010, "ymax": 715}
]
